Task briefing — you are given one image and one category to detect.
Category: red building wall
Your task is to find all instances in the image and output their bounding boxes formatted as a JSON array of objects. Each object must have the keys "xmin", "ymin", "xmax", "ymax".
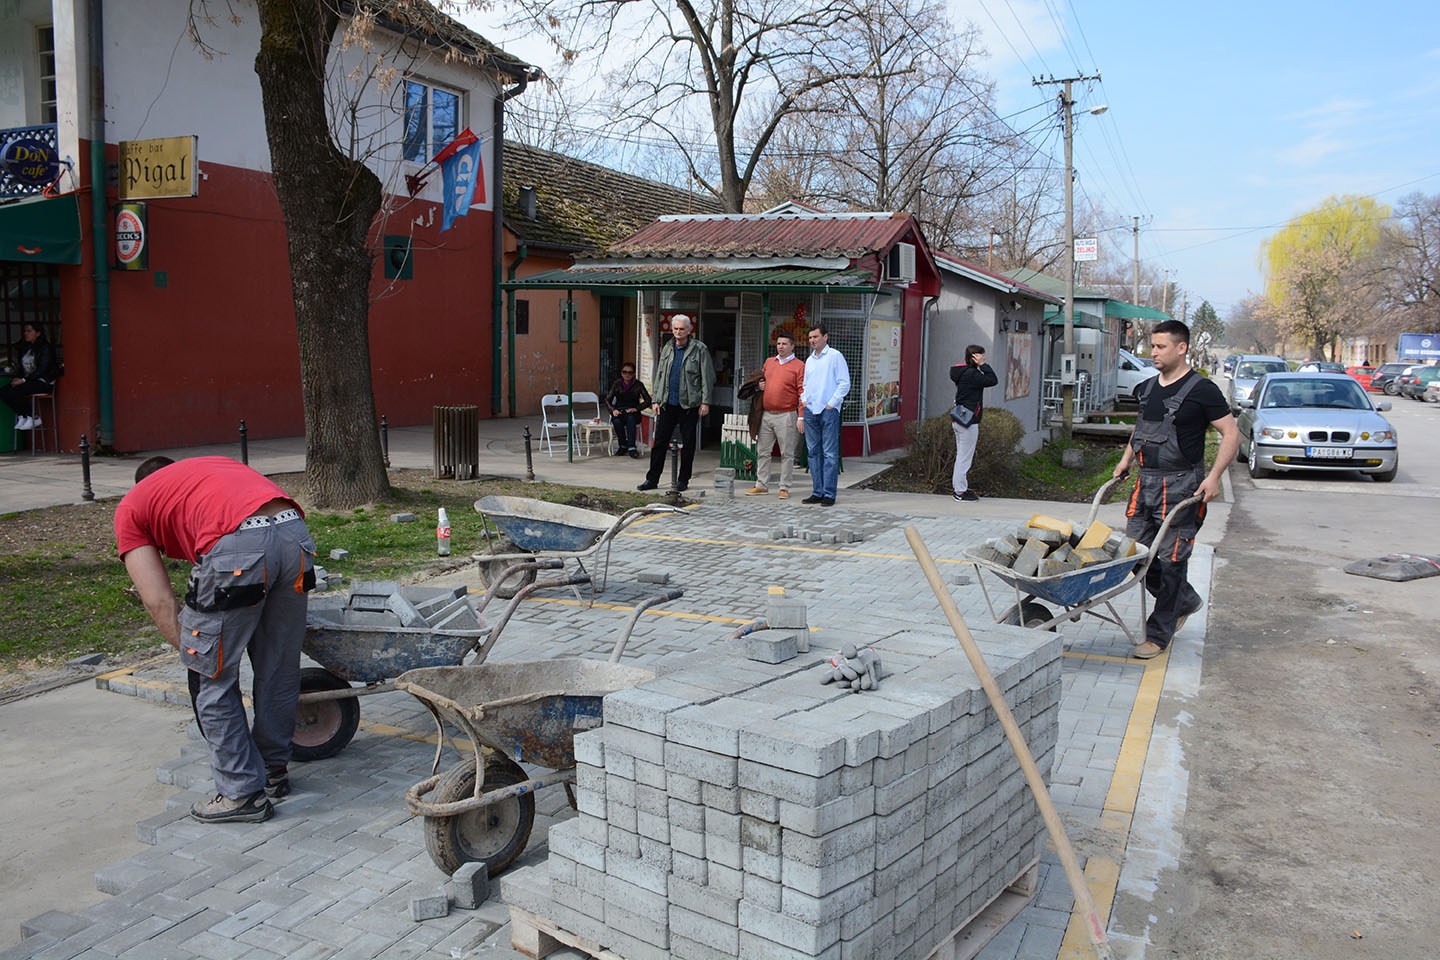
[{"xmin": 54, "ymin": 145, "xmax": 496, "ymax": 452}]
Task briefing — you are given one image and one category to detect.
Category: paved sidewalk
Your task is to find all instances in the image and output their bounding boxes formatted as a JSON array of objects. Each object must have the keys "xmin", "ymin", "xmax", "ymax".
[{"xmin": 2, "ymin": 425, "xmax": 1228, "ymax": 959}]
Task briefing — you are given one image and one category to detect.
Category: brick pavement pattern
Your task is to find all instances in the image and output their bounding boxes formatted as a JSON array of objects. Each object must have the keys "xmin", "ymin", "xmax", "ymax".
[{"xmin": 5, "ymin": 498, "xmax": 1197, "ymax": 960}]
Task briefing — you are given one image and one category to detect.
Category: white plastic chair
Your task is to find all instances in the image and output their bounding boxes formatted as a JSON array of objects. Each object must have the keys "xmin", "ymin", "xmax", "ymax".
[
  {"xmin": 539, "ymin": 393, "xmax": 571, "ymax": 456},
  {"xmin": 570, "ymin": 391, "xmax": 614, "ymax": 456}
]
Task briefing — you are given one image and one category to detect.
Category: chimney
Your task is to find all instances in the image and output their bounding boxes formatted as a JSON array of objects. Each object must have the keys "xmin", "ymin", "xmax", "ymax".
[{"xmin": 519, "ymin": 186, "xmax": 537, "ymax": 220}]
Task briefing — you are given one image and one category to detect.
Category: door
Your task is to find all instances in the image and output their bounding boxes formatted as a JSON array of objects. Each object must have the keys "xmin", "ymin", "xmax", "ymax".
[{"xmin": 598, "ymin": 296, "xmax": 624, "ymax": 390}]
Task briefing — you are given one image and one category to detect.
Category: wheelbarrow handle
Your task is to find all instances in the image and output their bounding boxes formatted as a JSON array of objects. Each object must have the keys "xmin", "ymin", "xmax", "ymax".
[
  {"xmin": 475, "ymin": 573, "xmax": 593, "ymax": 662},
  {"xmin": 1084, "ymin": 475, "xmax": 1126, "ymax": 529},
  {"xmin": 610, "ymin": 589, "xmax": 685, "ymax": 663},
  {"xmin": 474, "ymin": 558, "xmax": 565, "ymax": 614}
]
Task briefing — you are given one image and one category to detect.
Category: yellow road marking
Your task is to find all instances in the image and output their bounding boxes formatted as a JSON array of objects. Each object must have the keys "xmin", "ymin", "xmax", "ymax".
[
  {"xmin": 96, "ymin": 652, "xmax": 177, "ymax": 681},
  {"xmin": 1058, "ymin": 647, "xmax": 1170, "ymax": 956}
]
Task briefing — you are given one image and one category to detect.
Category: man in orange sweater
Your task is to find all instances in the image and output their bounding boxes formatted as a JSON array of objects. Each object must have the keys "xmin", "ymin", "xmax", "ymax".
[{"xmin": 746, "ymin": 331, "xmax": 806, "ymax": 499}]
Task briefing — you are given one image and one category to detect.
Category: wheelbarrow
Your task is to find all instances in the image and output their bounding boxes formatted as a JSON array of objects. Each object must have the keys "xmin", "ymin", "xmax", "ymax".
[
  {"xmin": 395, "ymin": 588, "xmax": 682, "ymax": 876},
  {"xmin": 290, "ymin": 560, "xmax": 581, "ymax": 761},
  {"xmin": 473, "ymin": 495, "xmax": 683, "ymax": 600},
  {"xmin": 963, "ymin": 475, "xmax": 1204, "ymax": 642}
]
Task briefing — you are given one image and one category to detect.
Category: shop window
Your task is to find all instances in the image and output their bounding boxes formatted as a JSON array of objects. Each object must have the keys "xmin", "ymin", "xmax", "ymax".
[
  {"xmin": 514, "ymin": 299, "xmax": 529, "ymax": 335},
  {"xmin": 402, "ymin": 78, "xmax": 462, "ymax": 163},
  {"xmin": 0, "ymin": 262, "xmax": 61, "ymax": 363}
]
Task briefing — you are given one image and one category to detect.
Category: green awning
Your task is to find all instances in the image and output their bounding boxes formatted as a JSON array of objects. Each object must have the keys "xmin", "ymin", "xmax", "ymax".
[
  {"xmin": 0, "ymin": 194, "xmax": 83, "ymax": 264},
  {"xmin": 502, "ymin": 265, "xmax": 877, "ymax": 292},
  {"xmin": 1042, "ymin": 306, "xmax": 1107, "ymax": 330},
  {"xmin": 1105, "ymin": 300, "xmax": 1173, "ymax": 323}
]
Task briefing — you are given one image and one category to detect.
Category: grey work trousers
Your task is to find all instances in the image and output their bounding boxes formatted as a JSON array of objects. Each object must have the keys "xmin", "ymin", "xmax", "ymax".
[
  {"xmin": 1125, "ymin": 466, "xmax": 1206, "ymax": 649},
  {"xmin": 180, "ymin": 516, "xmax": 315, "ymax": 798}
]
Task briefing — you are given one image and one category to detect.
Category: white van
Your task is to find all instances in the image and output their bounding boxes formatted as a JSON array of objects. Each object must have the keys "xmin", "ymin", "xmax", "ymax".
[{"xmin": 1117, "ymin": 348, "xmax": 1160, "ymax": 399}]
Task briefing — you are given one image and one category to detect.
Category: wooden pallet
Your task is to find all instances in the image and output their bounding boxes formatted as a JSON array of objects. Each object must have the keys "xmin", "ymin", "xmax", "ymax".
[
  {"xmin": 510, "ymin": 857, "xmax": 1040, "ymax": 960},
  {"xmin": 926, "ymin": 857, "xmax": 1042, "ymax": 960}
]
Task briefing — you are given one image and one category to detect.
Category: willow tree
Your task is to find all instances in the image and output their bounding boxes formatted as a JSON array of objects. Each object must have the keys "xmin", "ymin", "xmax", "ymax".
[{"xmin": 1260, "ymin": 194, "xmax": 1388, "ymax": 359}]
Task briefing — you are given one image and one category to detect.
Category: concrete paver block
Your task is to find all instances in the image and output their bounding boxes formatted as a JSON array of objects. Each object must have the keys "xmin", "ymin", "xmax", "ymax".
[
  {"xmin": 451, "ymin": 862, "xmax": 489, "ymax": 909},
  {"xmin": 409, "ymin": 889, "xmax": 449, "ymax": 920}
]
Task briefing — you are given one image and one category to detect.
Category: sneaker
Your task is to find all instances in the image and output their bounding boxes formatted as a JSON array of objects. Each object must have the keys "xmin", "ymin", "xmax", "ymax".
[
  {"xmin": 820, "ymin": 497, "xmax": 836, "ymax": 507},
  {"xmin": 1132, "ymin": 641, "xmax": 1165, "ymax": 660},
  {"xmin": 191, "ymin": 790, "xmax": 273, "ymax": 823},
  {"xmin": 801, "ymin": 495, "xmax": 824, "ymax": 504},
  {"xmin": 952, "ymin": 491, "xmax": 964, "ymax": 502},
  {"xmin": 265, "ymin": 766, "xmax": 291, "ymax": 799},
  {"xmin": 637, "ymin": 480, "xmax": 658, "ymax": 491},
  {"xmin": 1175, "ymin": 596, "xmax": 1204, "ymax": 632},
  {"xmin": 27, "ymin": 416, "xmax": 39, "ymax": 428},
  {"xmin": 745, "ymin": 486, "xmax": 769, "ymax": 496},
  {"xmin": 777, "ymin": 490, "xmax": 789, "ymax": 500},
  {"xmin": 14, "ymin": 416, "xmax": 31, "ymax": 430},
  {"xmin": 960, "ymin": 491, "xmax": 980, "ymax": 502}
]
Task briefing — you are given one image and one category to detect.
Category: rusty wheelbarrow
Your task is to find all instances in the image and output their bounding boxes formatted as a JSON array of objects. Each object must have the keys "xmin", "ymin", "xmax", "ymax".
[
  {"xmin": 291, "ymin": 560, "xmax": 581, "ymax": 761},
  {"xmin": 395, "ymin": 589, "xmax": 682, "ymax": 875}
]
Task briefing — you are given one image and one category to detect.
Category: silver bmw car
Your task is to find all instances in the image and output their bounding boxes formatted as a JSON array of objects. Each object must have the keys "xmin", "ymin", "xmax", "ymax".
[{"xmin": 1236, "ymin": 372, "xmax": 1398, "ymax": 481}]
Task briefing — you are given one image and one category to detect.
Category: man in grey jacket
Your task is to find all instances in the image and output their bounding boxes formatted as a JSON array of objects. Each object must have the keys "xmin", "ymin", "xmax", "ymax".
[{"xmin": 638, "ymin": 314, "xmax": 714, "ymax": 493}]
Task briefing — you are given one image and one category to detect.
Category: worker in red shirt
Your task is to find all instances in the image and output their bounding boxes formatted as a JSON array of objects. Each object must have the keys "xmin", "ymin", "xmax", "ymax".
[{"xmin": 115, "ymin": 456, "xmax": 316, "ymax": 823}]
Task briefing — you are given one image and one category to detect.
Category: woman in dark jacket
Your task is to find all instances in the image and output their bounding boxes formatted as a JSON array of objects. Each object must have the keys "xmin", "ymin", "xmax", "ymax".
[
  {"xmin": 2, "ymin": 323, "xmax": 60, "ymax": 429},
  {"xmin": 604, "ymin": 362, "xmax": 653, "ymax": 457},
  {"xmin": 949, "ymin": 343, "xmax": 998, "ymax": 501}
]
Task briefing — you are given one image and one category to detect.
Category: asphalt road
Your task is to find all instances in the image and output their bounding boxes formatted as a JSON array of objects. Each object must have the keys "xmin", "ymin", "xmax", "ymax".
[{"xmin": 1146, "ymin": 393, "xmax": 1440, "ymax": 958}]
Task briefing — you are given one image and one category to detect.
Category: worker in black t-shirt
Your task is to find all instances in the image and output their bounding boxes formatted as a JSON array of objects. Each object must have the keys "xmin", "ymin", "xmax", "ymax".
[{"xmin": 1112, "ymin": 319, "xmax": 1239, "ymax": 659}]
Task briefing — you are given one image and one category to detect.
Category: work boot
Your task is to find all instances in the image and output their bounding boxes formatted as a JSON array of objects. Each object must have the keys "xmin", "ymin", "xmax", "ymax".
[
  {"xmin": 744, "ymin": 486, "xmax": 769, "ymax": 495},
  {"xmin": 191, "ymin": 790, "xmax": 273, "ymax": 824},
  {"xmin": 265, "ymin": 766, "xmax": 291, "ymax": 799},
  {"xmin": 1132, "ymin": 641, "xmax": 1165, "ymax": 660},
  {"xmin": 1175, "ymin": 595, "xmax": 1204, "ymax": 633}
]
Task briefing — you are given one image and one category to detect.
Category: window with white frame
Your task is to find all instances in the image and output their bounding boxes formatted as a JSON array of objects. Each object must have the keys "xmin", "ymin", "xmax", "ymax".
[
  {"xmin": 37, "ymin": 25, "xmax": 56, "ymax": 124},
  {"xmin": 401, "ymin": 78, "xmax": 462, "ymax": 163}
]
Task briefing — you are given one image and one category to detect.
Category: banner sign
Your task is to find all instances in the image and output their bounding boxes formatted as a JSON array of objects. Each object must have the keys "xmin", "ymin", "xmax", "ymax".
[
  {"xmin": 437, "ymin": 128, "xmax": 484, "ymax": 232},
  {"xmin": 1074, "ymin": 237, "xmax": 1098, "ymax": 262},
  {"xmin": 115, "ymin": 202, "xmax": 148, "ymax": 270},
  {"xmin": 1398, "ymin": 333, "xmax": 1440, "ymax": 360},
  {"xmin": 118, "ymin": 136, "xmax": 198, "ymax": 200},
  {"xmin": 865, "ymin": 318, "xmax": 902, "ymax": 421}
]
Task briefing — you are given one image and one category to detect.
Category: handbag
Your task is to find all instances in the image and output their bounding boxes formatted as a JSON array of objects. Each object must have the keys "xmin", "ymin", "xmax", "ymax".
[{"xmin": 950, "ymin": 403, "xmax": 975, "ymax": 427}]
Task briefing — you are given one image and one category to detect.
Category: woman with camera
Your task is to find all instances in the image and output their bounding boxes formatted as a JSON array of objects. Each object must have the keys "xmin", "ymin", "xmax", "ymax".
[{"xmin": 949, "ymin": 344, "xmax": 997, "ymax": 502}]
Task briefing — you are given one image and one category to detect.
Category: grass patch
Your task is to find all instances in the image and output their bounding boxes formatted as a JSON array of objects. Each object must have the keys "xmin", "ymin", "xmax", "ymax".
[{"xmin": 0, "ymin": 470, "xmax": 666, "ymax": 676}]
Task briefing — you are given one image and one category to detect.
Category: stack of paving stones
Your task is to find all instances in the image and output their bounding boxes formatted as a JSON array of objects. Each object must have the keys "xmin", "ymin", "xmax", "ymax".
[
  {"xmin": 970, "ymin": 516, "xmax": 1137, "ymax": 578},
  {"xmin": 502, "ymin": 625, "xmax": 1061, "ymax": 960}
]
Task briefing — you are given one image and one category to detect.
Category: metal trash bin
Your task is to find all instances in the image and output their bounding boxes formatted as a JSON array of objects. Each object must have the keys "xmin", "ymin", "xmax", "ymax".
[{"xmin": 433, "ymin": 405, "xmax": 479, "ymax": 480}]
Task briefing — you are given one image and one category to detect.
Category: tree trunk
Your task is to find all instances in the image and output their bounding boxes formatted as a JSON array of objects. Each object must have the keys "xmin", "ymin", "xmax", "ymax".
[{"xmin": 254, "ymin": 0, "xmax": 389, "ymax": 508}]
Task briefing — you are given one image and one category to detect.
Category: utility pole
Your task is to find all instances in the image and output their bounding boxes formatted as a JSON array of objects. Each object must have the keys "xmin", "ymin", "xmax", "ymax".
[
  {"xmin": 1132, "ymin": 216, "xmax": 1140, "ymax": 305},
  {"xmin": 1162, "ymin": 269, "xmax": 1171, "ymax": 315},
  {"xmin": 988, "ymin": 227, "xmax": 1000, "ymax": 269},
  {"xmin": 1035, "ymin": 72, "xmax": 1102, "ymax": 441}
]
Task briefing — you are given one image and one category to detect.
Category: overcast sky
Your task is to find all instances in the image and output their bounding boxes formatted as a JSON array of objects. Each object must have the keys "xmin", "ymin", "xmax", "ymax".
[{"xmin": 467, "ymin": 1, "xmax": 1440, "ymax": 320}]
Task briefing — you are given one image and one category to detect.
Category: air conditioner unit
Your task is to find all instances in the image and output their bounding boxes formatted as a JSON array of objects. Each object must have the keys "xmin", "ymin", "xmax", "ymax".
[{"xmin": 884, "ymin": 242, "xmax": 916, "ymax": 283}]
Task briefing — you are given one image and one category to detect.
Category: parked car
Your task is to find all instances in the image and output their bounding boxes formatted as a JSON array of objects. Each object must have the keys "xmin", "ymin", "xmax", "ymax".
[
  {"xmin": 1235, "ymin": 372, "xmax": 1397, "ymax": 482},
  {"xmin": 1346, "ymin": 365, "xmax": 1377, "ymax": 390},
  {"xmin": 1117, "ymin": 347, "xmax": 1161, "ymax": 399},
  {"xmin": 1226, "ymin": 355, "xmax": 1290, "ymax": 412},
  {"xmin": 1371, "ymin": 362, "xmax": 1417, "ymax": 395},
  {"xmin": 1295, "ymin": 361, "xmax": 1347, "ymax": 374},
  {"xmin": 1425, "ymin": 380, "xmax": 1440, "ymax": 403},
  {"xmin": 1222, "ymin": 354, "xmax": 1239, "ymax": 376},
  {"xmin": 1399, "ymin": 365, "xmax": 1440, "ymax": 400}
]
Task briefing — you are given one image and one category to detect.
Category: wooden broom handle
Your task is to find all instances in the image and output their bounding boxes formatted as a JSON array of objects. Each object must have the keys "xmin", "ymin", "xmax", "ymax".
[{"xmin": 905, "ymin": 525, "xmax": 1115, "ymax": 960}]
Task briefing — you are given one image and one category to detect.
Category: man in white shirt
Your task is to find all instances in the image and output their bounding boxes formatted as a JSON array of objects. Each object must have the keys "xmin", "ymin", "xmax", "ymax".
[{"xmin": 799, "ymin": 324, "xmax": 850, "ymax": 505}]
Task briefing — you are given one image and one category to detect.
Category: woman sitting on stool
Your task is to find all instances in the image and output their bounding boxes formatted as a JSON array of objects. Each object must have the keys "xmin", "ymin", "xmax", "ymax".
[
  {"xmin": 605, "ymin": 362, "xmax": 652, "ymax": 458},
  {"xmin": 2, "ymin": 323, "xmax": 60, "ymax": 430}
]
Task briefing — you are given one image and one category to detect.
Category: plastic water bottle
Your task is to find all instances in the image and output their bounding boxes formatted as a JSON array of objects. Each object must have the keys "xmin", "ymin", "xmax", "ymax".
[{"xmin": 437, "ymin": 507, "xmax": 451, "ymax": 556}]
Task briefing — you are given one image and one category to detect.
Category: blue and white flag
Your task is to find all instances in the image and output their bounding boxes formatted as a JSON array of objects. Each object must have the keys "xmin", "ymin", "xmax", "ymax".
[{"xmin": 437, "ymin": 128, "xmax": 483, "ymax": 232}]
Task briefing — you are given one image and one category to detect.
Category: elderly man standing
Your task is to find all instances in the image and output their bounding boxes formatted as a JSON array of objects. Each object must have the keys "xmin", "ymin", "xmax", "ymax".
[
  {"xmin": 745, "ymin": 330, "xmax": 805, "ymax": 499},
  {"xmin": 115, "ymin": 455, "xmax": 317, "ymax": 823},
  {"xmin": 638, "ymin": 314, "xmax": 714, "ymax": 493},
  {"xmin": 800, "ymin": 323, "xmax": 850, "ymax": 506}
]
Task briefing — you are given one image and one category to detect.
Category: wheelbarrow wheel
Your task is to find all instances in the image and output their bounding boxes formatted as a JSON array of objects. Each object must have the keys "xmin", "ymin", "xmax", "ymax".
[
  {"xmin": 424, "ymin": 753, "xmax": 535, "ymax": 876},
  {"xmin": 477, "ymin": 555, "xmax": 538, "ymax": 600},
  {"xmin": 291, "ymin": 668, "xmax": 360, "ymax": 761},
  {"xmin": 1000, "ymin": 601, "xmax": 1056, "ymax": 631}
]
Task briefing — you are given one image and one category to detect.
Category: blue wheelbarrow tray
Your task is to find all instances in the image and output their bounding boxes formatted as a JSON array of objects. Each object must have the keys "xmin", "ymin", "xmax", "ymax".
[
  {"xmin": 305, "ymin": 598, "xmax": 489, "ymax": 684},
  {"xmin": 963, "ymin": 541, "xmax": 1151, "ymax": 608},
  {"xmin": 474, "ymin": 495, "xmax": 615, "ymax": 553}
]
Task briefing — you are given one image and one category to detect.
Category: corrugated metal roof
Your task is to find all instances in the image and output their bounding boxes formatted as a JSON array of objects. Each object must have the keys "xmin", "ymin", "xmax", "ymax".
[
  {"xmin": 502, "ymin": 266, "xmax": 876, "ymax": 290},
  {"xmin": 1043, "ymin": 307, "xmax": 1108, "ymax": 330},
  {"xmin": 1105, "ymin": 300, "xmax": 1173, "ymax": 322},
  {"xmin": 1005, "ymin": 267, "xmax": 1108, "ymax": 301},
  {"xmin": 933, "ymin": 251, "xmax": 1063, "ymax": 305},
  {"xmin": 604, "ymin": 211, "xmax": 913, "ymax": 260}
]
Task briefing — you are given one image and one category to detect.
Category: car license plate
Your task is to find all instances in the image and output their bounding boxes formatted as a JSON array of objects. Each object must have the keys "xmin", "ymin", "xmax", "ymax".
[{"xmin": 1306, "ymin": 446, "xmax": 1352, "ymax": 459}]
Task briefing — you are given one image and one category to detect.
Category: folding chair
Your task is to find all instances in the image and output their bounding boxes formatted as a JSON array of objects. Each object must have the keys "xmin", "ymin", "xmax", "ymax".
[
  {"xmin": 539, "ymin": 393, "xmax": 571, "ymax": 456},
  {"xmin": 570, "ymin": 391, "xmax": 614, "ymax": 456}
]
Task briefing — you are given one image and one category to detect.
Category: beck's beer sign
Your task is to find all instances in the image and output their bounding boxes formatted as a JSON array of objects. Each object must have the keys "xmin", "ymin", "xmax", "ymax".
[{"xmin": 115, "ymin": 203, "xmax": 148, "ymax": 270}]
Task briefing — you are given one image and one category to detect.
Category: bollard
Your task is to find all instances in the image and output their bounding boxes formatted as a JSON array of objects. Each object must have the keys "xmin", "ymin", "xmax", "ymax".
[
  {"xmin": 80, "ymin": 434, "xmax": 94, "ymax": 501},
  {"xmin": 239, "ymin": 418, "xmax": 248, "ymax": 465},
  {"xmin": 523, "ymin": 426, "xmax": 535, "ymax": 482},
  {"xmin": 670, "ymin": 436, "xmax": 682, "ymax": 489},
  {"xmin": 380, "ymin": 414, "xmax": 390, "ymax": 467}
]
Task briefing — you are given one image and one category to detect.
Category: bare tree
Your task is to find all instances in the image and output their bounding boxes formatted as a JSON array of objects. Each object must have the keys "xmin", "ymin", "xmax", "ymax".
[
  {"xmin": 500, "ymin": 0, "xmax": 911, "ymax": 210},
  {"xmin": 1226, "ymin": 294, "xmax": 1279, "ymax": 353},
  {"xmin": 1372, "ymin": 192, "xmax": 1440, "ymax": 337}
]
